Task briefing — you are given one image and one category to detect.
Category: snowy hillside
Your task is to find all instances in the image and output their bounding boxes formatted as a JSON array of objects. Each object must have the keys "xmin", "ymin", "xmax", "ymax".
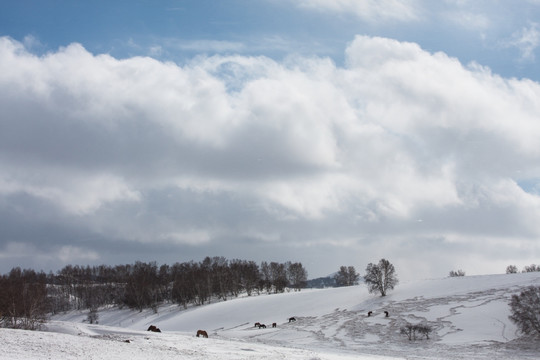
[{"xmin": 4, "ymin": 272, "xmax": 540, "ymax": 359}]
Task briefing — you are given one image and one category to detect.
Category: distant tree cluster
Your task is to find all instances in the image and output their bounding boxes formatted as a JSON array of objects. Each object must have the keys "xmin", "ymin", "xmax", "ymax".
[
  {"xmin": 0, "ymin": 257, "xmax": 308, "ymax": 329},
  {"xmin": 0, "ymin": 268, "xmax": 49, "ymax": 330},
  {"xmin": 448, "ymin": 269, "xmax": 466, "ymax": 277},
  {"xmin": 334, "ymin": 266, "xmax": 359, "ymax": 287},
  {"xmin": 506, "ymin": 265, "xmax": 519, "ymax": 274},
  {"xmin": 506, "ymin": 264, "xmax": 540, "ymax": 274},
  {"xmin": 521, "ymin": 264, "xmax": 539, "ymax": 273}
]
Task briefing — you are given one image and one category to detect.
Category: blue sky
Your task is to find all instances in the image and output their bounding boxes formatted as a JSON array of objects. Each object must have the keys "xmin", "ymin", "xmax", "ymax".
[
  {"xmin": 3, "ymin": 0, "xmax": 539, "ymax": 78},
  {"xmin": 1, "ymin": 0, "xmax": 540, "ymax": 280}
]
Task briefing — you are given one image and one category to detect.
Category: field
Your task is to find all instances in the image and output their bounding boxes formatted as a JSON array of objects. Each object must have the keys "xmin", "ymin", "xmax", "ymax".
[{"xmin": 3, "ymin": 272, "xmax": 540, "ymax": 359}]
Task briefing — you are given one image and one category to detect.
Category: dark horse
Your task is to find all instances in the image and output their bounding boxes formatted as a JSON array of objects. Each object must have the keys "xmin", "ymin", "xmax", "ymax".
[
  {"xmin": 288, "ymin": 317, "xmax": 296, "ymax": 322},
  {"xmin": 147, "ymin": 325, "xmax": 161, "ymax": 333},
  {"xmin": 196, "ymin": 330, "xmax": 208, "ymax": 338}
]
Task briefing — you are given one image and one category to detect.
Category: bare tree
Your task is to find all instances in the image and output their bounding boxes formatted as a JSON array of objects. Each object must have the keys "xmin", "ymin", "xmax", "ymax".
[
  {"xmin": 509, "ymin": 286, "xmax": 540, "ymax": 335},
  {"xmin": 506, "ymin": 265, "xmax": 518, "ymax": 274},
  {"xmin": 270, "ymin": 262, "xmax": 288, "ymax": 293},
  {"xmin": 363, "ymin": 259, "xmax": 398, "ymax": 297},
  {"xmin": 0, "ymin": 268, "xmax": 49, "ymax": 330},
  {"xmin": 287, "ymin": 262, "xmax": 308, "ymax": 291}
]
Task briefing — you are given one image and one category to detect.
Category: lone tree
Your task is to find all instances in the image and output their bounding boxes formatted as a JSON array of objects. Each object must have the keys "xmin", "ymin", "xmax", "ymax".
[
  {"xmin": 506, "ymin": 265, "xmax": 518, "ymax": 274},
  {"xmin": 363, "ymin": 259, "xmax": 398, "ymax": 297},
  {"xmin": 509, "ymin": 286, "xmax": 540, "ymax": 335}
]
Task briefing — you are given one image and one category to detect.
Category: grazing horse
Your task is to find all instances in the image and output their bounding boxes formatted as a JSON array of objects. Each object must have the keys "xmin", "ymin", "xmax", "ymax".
[
  {"xmin": 367, "ymin": 311, "xmax": 373, "ymax": 317},
  {"xmin": 272, "ymin": 323, "xmax": 277, "ymax": 328},
  {"xmin": 254, "ymin": 322, "xmax": 261, "ymax": 328},
  {"xmin": 147, "ymin": 325, "xmax": 161, "ymax": 333},
  {"xmin": 196, "ymin": 330, "xmax": 208, "ymax": 338},
  {"xmin": 288, "ymin": 317, "xmax": 296, "ymax": 322},
  {"xmin": 258, "ymin": 324, "xmax": 266, "ymax": 329},
  {"xmin": 384, "ymin": 311, "xmax": 389, "ymax": 318}
]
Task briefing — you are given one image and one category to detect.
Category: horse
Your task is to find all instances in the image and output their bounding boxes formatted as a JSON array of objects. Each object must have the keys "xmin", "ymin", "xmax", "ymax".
[
  {"xmin": 258, "ymin": 324, "xmax": 266, "ymax": 329},
  {"xmin": 147, "ymin": 325, "xmax": 161, "ymax": 333},
  {"xmin": 196, "ymin": 330, "xmax": 208, "ymax": 338},
  {"xmin": 288, "ymin": 317, "xmax": 296, "ymax": 322},
  {"xmin": 384, "ymin": 311, "xmax": 389, "ymax": 317},
  {"xmin": 254, "ymin": 322, "xmax": 261, "ymax": 328},
  {"xmin": 367, "ymin": 311, "xmax": 373, "ymax": 317},
  {"xmin": 272, "ymin": 323, "xmax": 277, "ymax": 328}
]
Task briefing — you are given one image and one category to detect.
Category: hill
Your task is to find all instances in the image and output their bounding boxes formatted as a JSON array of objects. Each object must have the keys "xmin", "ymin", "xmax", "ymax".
[{"xmin": 4, "ymin": 272, "xmax": 540, "ymax": 359}]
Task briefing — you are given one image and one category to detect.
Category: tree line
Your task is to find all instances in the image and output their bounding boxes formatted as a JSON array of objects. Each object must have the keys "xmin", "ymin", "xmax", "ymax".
[{"xmin": 0, "ymin": 257, "xmax": 307, "ymax": 329}]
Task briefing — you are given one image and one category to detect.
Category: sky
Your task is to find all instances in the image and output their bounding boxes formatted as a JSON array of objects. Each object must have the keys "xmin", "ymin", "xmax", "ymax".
[{"xmin": 1, "ymin": 0, "xmax": 540, "ymax": 280}]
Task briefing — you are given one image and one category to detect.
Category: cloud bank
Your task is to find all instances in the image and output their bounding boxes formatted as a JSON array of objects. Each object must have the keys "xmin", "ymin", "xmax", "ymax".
[{"xmin": 1, "ymin": 35, "xmax": 540, "ymax": 279}]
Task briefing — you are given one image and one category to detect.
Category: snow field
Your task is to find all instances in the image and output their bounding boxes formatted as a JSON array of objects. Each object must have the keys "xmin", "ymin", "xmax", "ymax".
[{"xmin": 4, "ymin": 272, "xmax": 540, "ymax": 359}]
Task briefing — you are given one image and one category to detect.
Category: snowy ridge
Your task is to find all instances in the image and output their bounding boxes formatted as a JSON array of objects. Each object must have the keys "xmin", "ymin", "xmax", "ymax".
[{"xmin": 4, "ymin": 272, "xmax": 540, "ymax": 359}]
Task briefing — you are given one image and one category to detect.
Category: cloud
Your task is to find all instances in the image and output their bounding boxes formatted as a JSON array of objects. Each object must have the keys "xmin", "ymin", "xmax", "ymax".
[
  {"xmin": 1, "ymin": 35, "xmax": 540, "ymax": 278},
  {"xmin": 292, "ymin": 0, "xmax": 420, "ymax": 22},
  {"xmin": 505, "ymin": 23, "xmax": 540, "ymax": 61}
]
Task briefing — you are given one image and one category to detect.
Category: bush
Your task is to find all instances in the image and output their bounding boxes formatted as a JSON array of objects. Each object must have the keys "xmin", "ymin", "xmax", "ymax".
[
  {"xmin": 509, "ymin": 286, "xmax": 540, "ymax": 335},
  {"xmin": 400, "ymin": 322, "xmax": 432, "ymax": 341}
]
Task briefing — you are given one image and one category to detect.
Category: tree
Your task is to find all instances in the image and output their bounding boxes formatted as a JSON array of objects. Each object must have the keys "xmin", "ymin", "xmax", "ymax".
[
  {"xmin": 334, "ymin": 266, "xmax": 359, "ymax": 287},
  {"xmin": 506, "ymin": 265, "xmax": 518, "ymax": 274},
  {"xmin": 123, "ymin": 261, "xmax": 160, "ymax": 311},
  {"xmin": 287, "ymin": 262, "xmax": 308, "ymax": 291},
  {"xmin": 448, "ymin": 269, "xmax": 465, "ymax": 277},
  {"xmin": 0, "ymin": 268, "xmax": 49, "ymax": 330},
  {"xmin": 363, "ymin": 259, "xmax": 398, "ymax": 297},
  {"xmin": 269, "ymin": 262, "xmax": 288, "ymax": 293},
  {"xmin": 509, "ymin": 286, "xmax": 540, "ymax": 335},
  {"xmin": 522, "ymin": 264, "xmax": 540, "ymax": 273}
]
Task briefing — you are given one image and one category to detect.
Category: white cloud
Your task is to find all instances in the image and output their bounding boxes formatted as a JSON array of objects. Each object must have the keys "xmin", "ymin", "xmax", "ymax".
[
  {"xmin": 444, "ymin": 10, "xmax": 490, "ymax": 31},
  {"xmin": 292, "ymin": 0, "xmax": 420, "ymax": 22},
  {"xmin": 0, "ymin": 172, "xmax": 140, "ymax": 215},
  {"xmin": 2, "ymin": 35, "xmax": 540, "ymax": 276},
  {"xmin": 506, "ymin": 23, "xmax": 540, "ymax": 61},
  {"xmin": 58, "ymin": 245, "xmax": 99, "ymax": 263}
]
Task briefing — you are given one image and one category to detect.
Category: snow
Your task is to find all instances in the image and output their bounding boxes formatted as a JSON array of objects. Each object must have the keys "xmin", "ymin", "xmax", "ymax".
[{"xmin": 3, "ymin": 272, "xmax": 540, "ymax": 359}]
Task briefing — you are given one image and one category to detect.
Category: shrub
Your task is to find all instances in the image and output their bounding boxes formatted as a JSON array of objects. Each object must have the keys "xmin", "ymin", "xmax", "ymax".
[
  {"xmin": 400, "ymin": 322, "xmax": 432, "ymax": 341},
  {"xmin": 509, "ymin": 286, "xmax": 540, "ymax": 335}
]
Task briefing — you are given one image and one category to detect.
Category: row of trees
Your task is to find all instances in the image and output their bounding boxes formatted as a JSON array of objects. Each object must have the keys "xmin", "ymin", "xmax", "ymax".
[
  {"xmin": 0, "ymin": 257, "xmax": 308, "ymax": 329},
  {"xmin": 506, "ymin": 264, "xmax": 540, "ymax": 274},
  {"xmin": 0, "ymin": 268, "xmax": 49, "ymax": 330}
]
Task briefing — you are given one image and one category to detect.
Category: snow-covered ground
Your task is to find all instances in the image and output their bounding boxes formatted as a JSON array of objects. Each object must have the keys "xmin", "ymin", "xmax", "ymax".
[{"xmin": 3, "ymin": 272, "xmax": 540, "ymax": 359}]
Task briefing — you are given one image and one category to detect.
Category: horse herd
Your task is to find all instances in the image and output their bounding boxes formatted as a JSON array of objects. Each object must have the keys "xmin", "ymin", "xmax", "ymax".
[
  {"xmin": 147, "ymin": 312, "xmax": 388, "ymax": 339},
  {"xmin": 146, "ymin": 317, "xmax": 298, "ymax": 339}
]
